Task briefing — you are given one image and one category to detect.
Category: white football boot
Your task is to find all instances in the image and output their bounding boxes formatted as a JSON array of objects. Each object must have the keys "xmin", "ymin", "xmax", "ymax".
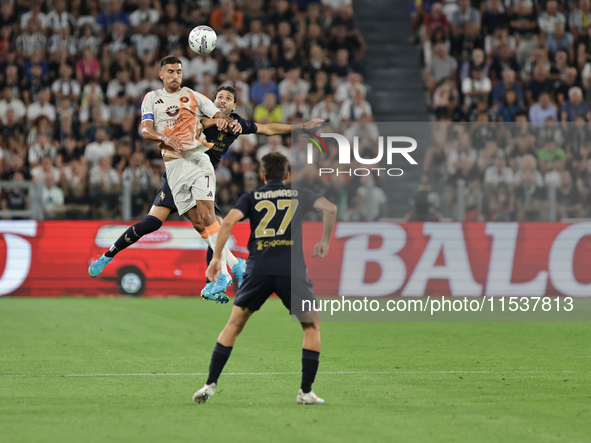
[
  {"xmin": 192, "ymin": 383, "xmax": 216, "ymax": 404},
  {"xmin": 296, "ymin": 389, "xmax": 325, "ymax": 405}
]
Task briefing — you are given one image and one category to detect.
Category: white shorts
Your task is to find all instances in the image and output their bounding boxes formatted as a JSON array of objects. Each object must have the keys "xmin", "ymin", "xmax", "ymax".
[{"xmin": 164, "ymin": 152, "xmax": 216, "ymax": 215}]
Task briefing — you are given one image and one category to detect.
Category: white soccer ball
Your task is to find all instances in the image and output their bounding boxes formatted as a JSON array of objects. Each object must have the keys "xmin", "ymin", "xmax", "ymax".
[{"xmin": 188, "ymin": 25, "xmax": 217, "ymax": 54}]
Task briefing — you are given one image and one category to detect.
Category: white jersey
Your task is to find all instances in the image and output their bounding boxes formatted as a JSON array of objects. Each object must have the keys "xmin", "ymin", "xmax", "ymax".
[{"xmin": 141, "ymin": 86, "xmax": 220, "ymax": 159}]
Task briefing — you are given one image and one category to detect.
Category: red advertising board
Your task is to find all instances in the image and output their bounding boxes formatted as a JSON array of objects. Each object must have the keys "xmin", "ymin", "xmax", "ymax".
[{"xmin": 1, "ymin": 221, "xmax": 590, "ymax": 297}]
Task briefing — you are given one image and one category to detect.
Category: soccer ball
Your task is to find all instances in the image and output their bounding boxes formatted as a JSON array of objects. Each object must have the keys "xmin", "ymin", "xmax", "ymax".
[{"xmin": 188, "ymin": 25, "xmax": 217, "ymax": 54}]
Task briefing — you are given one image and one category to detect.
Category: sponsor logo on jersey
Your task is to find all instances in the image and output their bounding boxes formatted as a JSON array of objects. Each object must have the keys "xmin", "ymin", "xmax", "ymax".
[
  {"xmin": 166, "ymin": 105, "xmax": 180, "ymax": 117},
  {"xmin": 217, "ymin": 132, "xmax": 226, "ymax": 141},
  {"xmin": 155, "ymin": 99, "xmax": 164, "ymax": 105}
]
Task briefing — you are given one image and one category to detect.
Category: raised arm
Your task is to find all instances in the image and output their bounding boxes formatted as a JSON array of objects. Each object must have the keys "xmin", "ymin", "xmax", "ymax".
[
  {"xmin": 312, "ymin": 197, "xmax": 337, "ymax": 258},
  {"xmin": 256, "ymin": 118, "xmax": 324, "ymax": 136}
]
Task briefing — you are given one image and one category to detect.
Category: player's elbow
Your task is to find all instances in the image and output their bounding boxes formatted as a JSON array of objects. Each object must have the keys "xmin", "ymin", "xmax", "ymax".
[{"xmin": 325, "ymin": 203, "xmax": 337, "ymax": 216}]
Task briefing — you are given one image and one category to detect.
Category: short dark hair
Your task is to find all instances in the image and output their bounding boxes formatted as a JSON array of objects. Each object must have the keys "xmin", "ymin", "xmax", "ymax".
[
  {"xmin": 216, "ymin": 85, "xmax": 237, "ymax": 103},
  {"xmin": 160, "ymin": 55, "xmax": 182, "ymax": 68},
  {"xmin": 261, "ymin": 152, "xmax": 289, "ymax": 181}
]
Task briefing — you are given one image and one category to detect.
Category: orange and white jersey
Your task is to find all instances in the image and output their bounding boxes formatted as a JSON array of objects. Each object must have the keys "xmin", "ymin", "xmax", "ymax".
[{"xmin": 141, "ymin": 87, "xmax": 220, "ymax": 159}]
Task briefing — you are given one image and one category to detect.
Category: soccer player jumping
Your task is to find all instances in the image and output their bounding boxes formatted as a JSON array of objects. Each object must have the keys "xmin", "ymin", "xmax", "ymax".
[
  {"xmin": 89, "ymin": 78, "xmax": 323, "ymax": 302},
  {"xmin": 193, "ymin": 152, "xmax": 337, "ymax": 405}
]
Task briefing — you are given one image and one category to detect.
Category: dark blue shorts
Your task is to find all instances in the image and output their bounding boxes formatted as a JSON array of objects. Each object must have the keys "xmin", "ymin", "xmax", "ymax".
[
  {"xmin": 153, "ymin": 172, "xmax": 222, "ymax": 217},
  {"xmin": 234, "ymin": 274, "xmax": 317, "ymax": 315}
]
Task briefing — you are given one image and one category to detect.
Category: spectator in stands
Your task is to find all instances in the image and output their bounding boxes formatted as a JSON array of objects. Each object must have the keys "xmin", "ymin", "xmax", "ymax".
[
  {"xmin": 538, "ymin": 136, "xmax": 567, "ymax": 173},
  {"xmin": 567, "ymin": 115, "xmax": 591, "ymax": 171},
  {"xmin": 491, "ymin": 69, "xmax": 524, "ymax": 109},
  {"xmin": 537, "ymin": 0, "xmax": 565, "ymax": 36},
  {"xmin": 129, "ymin": 0, "xmax": 159, "ymax": 30},
  {"xmin": 84, "ymin": 127, "xmax": 115, "ymax": 168},
  {"xmin": 41, "ymin": 169, "xmax": 65, "ymax": 219},
  {"xmin": 554, "ymin": 66, "xmax": 582, "ymax": 106},
  {"xmin": 312, "ymin": 93, "xmax": 341, "ymax": 126},
  {"xmin": 561, "ymin": 86, "xmax": 591, "ymax": 122},
  {"xmin": 529, "ymin": 91, "xmax": 558, "ymax": 125},
  {"xmin": 460, "ymin": 48, "xmax": 489, "ymax": 82},
  {"xmin": 210, "ymin": 0, "xmax": 244, "ymax": 33},
  {"xmin": 482, "ymin": 0, "xmax": 509, "ymax": 36},
  {"xmin": 51, "ymin": 63, "xmax": 80, "ymax": 105},
  {"xmin": 256, "ymin": 136, "xmax": 290, "ymax": 161},
  {"xmin": 550, "ymin": 49, "xmax": 569, "ymax": 81},
  {"xmin": 253, "ymin": 92, "xmax": 283, "ymax": 124},
  {"xmin": 1, "ymin": 109, "xmax": 26, "ymax": 145},
  {"xmin": 556, "ymin": 171, "xmax": 584, "ymax": 219},
  {"xmin": 447, "ymin": 132, "xmax": 477, "ymax": 175},
  {"xmin": 308, "ymin": 70, "xmax": 333, "ymax": 106},
  {"xmin": 16, "ymin": 18, "xmax": 46, "ymax": 60},
  {"xmin": 96, "ymin": 0, "xmax": 129, "ymax": 38},
  {"xmin": 0, "ymin": 86, "xmax": 26, "ymax": 125},
  {"xmin": 497, "ymin": 88, "xmax": 523, "ymax": 122},
  {"xmin": 450, "ymin": 0, "xmax": 481, "ymax": 56},
  {"xmin": 406, "ymin": 174, "xmax": 443, "ymax": 221},
  {"xmin": 46, "ymin": 0, "xmax": 75, "ymax": 33},
  {"xmin": 88, "ymin": 156, "xmax": 121, "ymax": 219},
  {"xmin": 425, "ymin": 26, "xmax": 452, "ymax": 67},
  {"xmin": 515, "ymin": 169, "xmax": 548, "ymax": 221},
  {"xmin": 510, "ymin": 0, "xmax": 539, "ymax": 67},
  {"xmin": 279, "ymin": 67, "xmax": 309, "ymax": 103},
  {"xmin": 421, "ymin": 2, "xmax": 450, "ymax": 44},
  {"xmin": 75, "ymin": 47, "xmax": 101, "ymax": 84},
  {"xmin": 569, "ymin": 0, "xmax": 591, "ymax": 43},
  {"xmin": 546, "ymin": 22, "xmax": 574, "ymax": 62},
  {"xmin": 0, "ymin": 171, "xmax": 28, "ymax": 220},
  {"xmin": 525, "ymin": 64, "xmax": 554, "ymax": 107},
  {"xmin": 346, "ymin": 174, "xmax": 388, "ymax": 221},
  {"xmin": 340, "ymin": 89, "xmax": 373, "ymax": 122},
  {"xmin": 121, "ymin": 151, "xmax": 156, "ymax": 218},
  {"xmin": 461, "ymin": 65, "xmax": 491, "ymax": 112},
  {"xmin": 284, "ymin": 93, "xmax": 311, "ymax": 122},
  {"xmin": 484, "ymin": 150, "xmax": 514, "ymax": 188},
  {"xmin": 424, "ymin": 42, "xmax": 458, "ymax": 96},
  {"xmin": 31, "ymin": 154, "xmax": 60, "ymax": 183},
  {"xmin": 489, "ymin": 43, "xmax": 521, "ymax": 85},
  {"xmin": 28, "ymin": 133, "xmax": 57, "ymax": 168}
]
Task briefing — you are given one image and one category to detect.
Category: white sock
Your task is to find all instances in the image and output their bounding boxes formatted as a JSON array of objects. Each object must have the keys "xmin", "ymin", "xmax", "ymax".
[
  {"xmin": 206, "ymin": 231, "xmax": 229, "ymax": 275},
  {"xmin": 225, "ymin": 248, "xmax": 238, "ymax": 268}
]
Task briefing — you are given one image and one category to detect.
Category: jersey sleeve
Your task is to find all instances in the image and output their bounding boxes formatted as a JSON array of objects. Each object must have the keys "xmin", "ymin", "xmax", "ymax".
[
  {"xmin": 192, "ymin": 89, "xmax": 221, "ymax": 118},
  {"xmin": 140, "ymin": 92, "xmax": 155, "ymax": 122},
  {"xmin": 298, "ymin": 188, "xmax": 322, "ymax": 214},
  {"xmin": 233, "ymin": 192, "xmax": 252, "ymax": 219},
  {"xmin": 233, "ymin": 114, "xmax": 258, "ymax": 134}
]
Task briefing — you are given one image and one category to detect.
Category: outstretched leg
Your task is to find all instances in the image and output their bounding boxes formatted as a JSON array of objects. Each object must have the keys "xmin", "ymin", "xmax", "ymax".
[{"xmin": 88, "ymin": 206, "xmax": 170, "ymax": 277}]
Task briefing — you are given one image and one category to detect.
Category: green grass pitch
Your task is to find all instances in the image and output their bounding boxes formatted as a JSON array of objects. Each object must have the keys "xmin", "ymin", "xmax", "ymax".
[{"xmin": 1, "ymin": 297, "xmax": 590, "ymax": 443}]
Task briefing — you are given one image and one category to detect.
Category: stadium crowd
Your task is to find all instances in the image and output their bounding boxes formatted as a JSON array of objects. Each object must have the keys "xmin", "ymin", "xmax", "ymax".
[
  {"xmin": 414, "ymin": 0, "xmax": 591, "ymax": 221},
  {"xmin": 0, "ymin": 0, "xmax": 373, "ymax": 221}
]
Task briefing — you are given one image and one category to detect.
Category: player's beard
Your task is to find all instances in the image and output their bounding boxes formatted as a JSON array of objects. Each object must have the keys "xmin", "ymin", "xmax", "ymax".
[{"xmin": 168, "ymin": 80, "xmax": 181, "ymax": 92}]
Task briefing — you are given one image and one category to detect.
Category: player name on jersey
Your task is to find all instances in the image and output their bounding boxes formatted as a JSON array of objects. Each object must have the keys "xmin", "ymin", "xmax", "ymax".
[{"xmin": 254, "ymin": 189, "xmax": 299, "ymax": 200}]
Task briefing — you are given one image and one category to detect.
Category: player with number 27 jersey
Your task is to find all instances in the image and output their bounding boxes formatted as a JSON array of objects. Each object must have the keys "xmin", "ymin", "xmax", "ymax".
[{"xmin": 233, "ymin": 182, "xmax": 320, "ymax": 278}]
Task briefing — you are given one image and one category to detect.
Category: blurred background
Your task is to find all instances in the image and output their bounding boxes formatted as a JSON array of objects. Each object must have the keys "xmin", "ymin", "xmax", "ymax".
[{"xmin": 2, "ymin": 0, "xmax": 590, "ymax": 224}]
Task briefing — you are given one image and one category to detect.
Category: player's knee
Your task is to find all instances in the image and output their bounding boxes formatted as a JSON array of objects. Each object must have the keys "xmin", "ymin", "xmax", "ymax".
[
  {"xmin": 136, "ymin": 215, "xmax": 163, "ymax": 236},
  {"xmin": 301, "ymin": 321, "xmax": 320, "ymax": 333}
]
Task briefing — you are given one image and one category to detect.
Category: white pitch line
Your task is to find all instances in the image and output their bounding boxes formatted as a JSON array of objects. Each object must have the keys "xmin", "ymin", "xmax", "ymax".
[{"xmin": 0, "ymin": 370, "xmax": 580, "ymax": 378}]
